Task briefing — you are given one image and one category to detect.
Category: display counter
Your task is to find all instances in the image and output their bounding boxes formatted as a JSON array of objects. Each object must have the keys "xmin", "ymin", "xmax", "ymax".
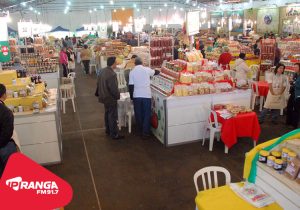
[
  {"xmin": 40, "ymin": 70, "xmax": 60, "ymax": 89},
  {"xmin": 151, "ymin": 89, "xmax": 251, "ymax": 146},
  {"xmin": 14, "ymin": 89, "xmax": 62, "ymax": 165}
]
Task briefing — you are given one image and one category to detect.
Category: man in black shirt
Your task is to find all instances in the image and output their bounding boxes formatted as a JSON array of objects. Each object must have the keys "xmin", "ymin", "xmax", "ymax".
[{"xmin": 0, "ymin": 84, "xmax": 17, "ymax": 176}]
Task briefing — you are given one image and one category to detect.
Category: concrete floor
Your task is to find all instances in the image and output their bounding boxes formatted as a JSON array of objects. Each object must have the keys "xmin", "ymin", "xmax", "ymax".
[{"xmin": 46, "ymin": 65, "xmax": 293, "ymax": 210}]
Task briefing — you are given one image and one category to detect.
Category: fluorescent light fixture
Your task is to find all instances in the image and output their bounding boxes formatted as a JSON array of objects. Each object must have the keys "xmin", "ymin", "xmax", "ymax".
[
  {"xmin": 193, "ymin": 3, "xmax": 196, "ymax": 6},
  {"xmin": 122, "ymin": 7, "xmax": 125, "ymax": 11},
  {"xmin": 174, "ymin": 6, "xmax": 177, "ymax": 10},
  {"xmin": 94, "ymin": 8, "xmax": 97, "ymax": 11},
  {"xmin": 66, "ymin": 6, "xmax": 69, "ymax": 10},
  {"xmin": 180, "ymin": 7, "xmax": 183, "ymax": 11},
  {"xmin": 149, "ymin": 6, "xmax": 152, "ymax": 10},
  {"xmin": 114, "ymin": 9, "xmax": 117, "ymax": 12},
  {"xmin": 164, "ymin": 3, "xmax": 168, "ymax": 7},
  {"xmin": 133, "ymin": 4, "xmax": 137, "ymax": 8},
  {"xmin": 67, "ymin": 1, "xmax": 71, "ymax": 5},
  {"xmin": 110, "ymin": 0, "xmax": 114, "ymax": 5},
  {"xmin": 89, "ymin": 10, "xmax": 92, "ymax": 13},
  {"xmin": 34, "ymin": 10, "xmax": 37, "ymax": 13},
  {"xmin": 137, "ymin": 8, "xmax": 140, "ymax": 12},
  {"xmin": 38, "ymin": 12, "xmax": 41, "ymax": 15},
  {"xmin": 64, "ymin": 10, "xmax": 68, "ymax": 14},
  {"xmin": 21, "ymin": 2, "xmax": 27, "ymax": 7},
  {"xmin": 159, "ymin": 8, "xmax": 162, "ymax": 11},
  {"xmin": 186, "ymin": 0, "xmax": 190, "ymax": 3},
  {"xmin": 100, "ymin": 5, "xmax": 104, "ymax": 9},
  {"xmin": 220, "ymin": 0, "xmax": 223, "ymax": 3},
  {"xmin": 29, "ymin": 7, "xmax": 33, "ymax": 11}
]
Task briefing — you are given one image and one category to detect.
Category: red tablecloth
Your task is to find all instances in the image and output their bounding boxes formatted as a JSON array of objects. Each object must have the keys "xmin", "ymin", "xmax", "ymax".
[
  {"xmin": 216, "ymin": 111, "xmax": 261, "ymax": 149},
  {"xmin": 252, "ymin": 81, "xmax": 269, "ymax": 97}
]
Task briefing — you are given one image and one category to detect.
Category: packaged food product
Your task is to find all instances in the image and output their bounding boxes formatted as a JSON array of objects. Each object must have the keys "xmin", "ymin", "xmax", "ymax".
[
  {"xmin": 174, "ymin": 85, "xmax": 182, "ymax": 97},
  {"xmin": 259, "ymin": 150, "xmax": 269, "ymax": 163},
  {"xmin": 182, "ymin": 85, "xmax": 188, "ymax": 96},
  {"xmin": 267, "ymin": 156, "xmax": 276, "ymax": 167},
  {"xmin": 287, "ymin": 151, "xmax": 297, "ymax": 162},
  {"xmin": 274, "ymin": 159, "xmax": 283, "ymax": 170},
  {"xmin": 282, "ymin": 148, "xmax": 290, "ymax": 160},
  {"xmin": 271, "ymin": 151, "xmax": 281, "ymax": 159},
  {"xmin": 284, "ymin": 158, "xmax": 300, "ymax": 180}
]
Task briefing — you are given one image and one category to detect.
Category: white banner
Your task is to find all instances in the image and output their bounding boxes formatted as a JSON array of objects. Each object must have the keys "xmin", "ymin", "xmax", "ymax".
[
  {"xmin": 18, "ymin": 21, "xmax": 32, "ymax": 38},
  {"xmin": 187, "ymin": 11, "xmax": 200, "ymax": 36}
]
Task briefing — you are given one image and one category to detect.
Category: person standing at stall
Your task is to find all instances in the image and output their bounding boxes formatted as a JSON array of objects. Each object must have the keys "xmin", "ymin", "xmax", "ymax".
[
  {"xmin": 234, "ymin": 53, "xmax": 250, "ymax": 81},
  {"xmin": 80, "ymin": 45, "xmax": 92, "ymax": 74},
  {"xmin": 59, "ymin": 47, "xmax": 69, "ymax": 77},
  {"xmin": 129, "ymin": 57, "xmax": 160, "ymax": 138},
  {"xmin": 218, "ymin": 47, "xmax": 232, "ymax": 70},
  {"xmin": 0, "ymin": 84, "xmax": 17, "ymax": 176},
  {"xmin": 96, "ymin": 57, "xmax": 124, "ymax": 140},
  {"xmin": 259, "ymin": 64, "xmax": 288, "ymax": 124},
  {"xmin": 66, "ymin": 47, "xmax": 76, "ymax": 72},
  {"xmin": 286, "ymin": 63, "xmax": 300, "ymax": 128}
]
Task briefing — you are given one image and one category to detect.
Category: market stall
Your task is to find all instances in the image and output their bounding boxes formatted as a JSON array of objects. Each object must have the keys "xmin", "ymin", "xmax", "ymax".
[{"xmin": 0, "ymin": 70, "xmax": 62, "ymax": 165}]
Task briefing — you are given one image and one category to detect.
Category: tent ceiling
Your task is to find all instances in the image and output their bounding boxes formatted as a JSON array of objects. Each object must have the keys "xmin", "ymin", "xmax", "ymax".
[{"xmin": 0, "ymin": 0, "xmax": 246, "ymax": 12}]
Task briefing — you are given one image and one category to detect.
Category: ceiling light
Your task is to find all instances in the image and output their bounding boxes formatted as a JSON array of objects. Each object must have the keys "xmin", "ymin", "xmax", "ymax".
[
  {"xmin": 34, "ymin": 10, "xmax": 37, "ymax": 13},
  {"xmin": 89, "ymin": 10, "xmax": 92, "ymax": 13},
  {"xmin": 29, "ymin": 7, "xmax": 33, "ymax": 11},
  {"xmin": 38, "ymin": 12, "xmax": 41, "ymax": 15},
  {"xmin": 67, "ymin": 1, "xmax": 71, "ymax": 5},
  {"xmin": 94, "ymin": 8, "xmax": 97, "ymax": 11},
  {"xmin": 64, "ymin": 10, "xmax": 68, "ymax": 14},
  {"xmin": 220, "ymin": 0, "xmax": 223, "ymax": 3},
  {"xmin": 114, "ymin": 9, "xmax": 117, "ymax": 12},
  {"xmin": 180, "ymin": 7, "xmax": 183, "ymax": 11},
  {"xmin": 186, "ymin": 0, "xmax": 190, "ymax": 3},
  {"xmin": 122, "ymin": 7, "xmax": 125, "ymax": 11},
  {"xmin": 133, "ymin": 4, "xmax": 137, "ymax": 8},
  {"xmin": 164, "ymin": 3, "xmax": 168, "ymax": 7},
  {"xmin": 137, "ymin": 8, "xmax": 140, "ymax": 12},
  {"xmin": 159, "ymin": 8, "xmax": 162, "ymax": 11},
  {"xmin": 66, "ymin": 6, "xmax": 69, "ymax": 10},
  {"xmin": 100, "ymin": 5, "xmax": 104, "ymax": 9},
  {"xmin": 174, "ymin": 6, "xmax": 177, "ymax": 10},
  {"xmin": 193, "ymin": 3, "xmax": 196, "ymax": 6},
  {"xmin": 197, "ymin": 6, "xmax": 200, "ymax": 9},
  {"xmin": 149, "ymin": 6, "xmax": 152, "ymax": 10},
  {"xmin": 21, "ymin": 2, "xmax": 27, "ymax": 7},
  {"xmin": 110, "ymin": 0, "xmax": 114, "ymax": 5}
]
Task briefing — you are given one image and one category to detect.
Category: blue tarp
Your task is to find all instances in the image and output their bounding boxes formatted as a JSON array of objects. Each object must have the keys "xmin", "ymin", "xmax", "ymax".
[
  {"xmin": 50, "ymin": 26, "xmax": 69, "ymax": 32},
  {"xmin": 76, "ymin": 27, "xmax": 84, "ymax": 32}
]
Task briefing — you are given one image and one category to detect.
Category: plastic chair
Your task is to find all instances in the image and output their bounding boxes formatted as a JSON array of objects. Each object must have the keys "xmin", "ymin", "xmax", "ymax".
[
  {"xmin": 124, "ymin": 98, "xmax": 134, "ymax": 133},
  {"xmin": 89, "ymin": 54, "xmax": 97, "ymax": 74},
  {"xmin": 67, "ymin": 72, "xmax": 76, "ymax": 97},
  {"xmin": 249, "ymin": 65, "xmax": 259, "ymax": 81},
  {"xmin": 116, "ymin": 71, "xmax": 127, "ymax": 90},
  {"xmin": 202, "ymin": 110, "xmax": 222, "ymax": 152},
  {"xmin": 194, "ymin": 166, "xmax": 231, "ymax": 210},
  {"xmin": 60, "ymin": 84, "xmax": 76, "ymax": 114},
  {"xmin": 193, "ymin": 166, "xmax": 231, "ymax": 192}
]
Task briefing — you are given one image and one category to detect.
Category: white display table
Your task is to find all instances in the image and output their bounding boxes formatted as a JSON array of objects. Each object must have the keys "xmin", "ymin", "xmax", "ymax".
[
  {"xmin": 256, "ymin": 162, "xmax": 300, "ymax": 210},
  {"xmin": 151, "ymin": 89, "xmax": 251, "ymax": 146},
  {"xmin": 14, "ymin": 89, "xmax": 62, "ymax": 165}
]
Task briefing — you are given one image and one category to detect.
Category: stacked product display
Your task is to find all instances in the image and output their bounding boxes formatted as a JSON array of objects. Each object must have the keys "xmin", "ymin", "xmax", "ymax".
[
  {"xmin": 149, "ymin": 36, "xmax": 173, "ymax": 68},
  {"xmin": 151, "ymin": 50, "xmax": 233, "ymax": 97},
  {"xmin": 0, "ymin": 70, "xmax": 49, "ymax": 114}
]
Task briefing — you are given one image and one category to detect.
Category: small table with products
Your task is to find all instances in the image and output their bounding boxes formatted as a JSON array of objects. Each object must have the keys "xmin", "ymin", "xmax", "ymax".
[
  {"xmin": 253, "ymin": 81, "xmax": 269, "ymax": 97},
  {"xmin": 213, "ymin": 105, "xmax": 261, "ymax": 152}
]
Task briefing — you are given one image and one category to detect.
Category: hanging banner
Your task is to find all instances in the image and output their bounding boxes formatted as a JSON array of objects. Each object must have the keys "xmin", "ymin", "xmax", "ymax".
[
  {"xmin": 112, "ymin": 22, "xmax": 119, "ymax": 32},
  {"xmin": 134, "ymin": 18, "xmax": 145, "ymax": 33},
  {"xmin": 186, "ymin": 11, "xmax": 200, "ymax": 35},
  {"xmin": 0, "ymin": 41, "xmax": 11, "ymax": 62},
  {"xmin": 98, "ymin": 23, "xmax": 107, "ymax": 38},
  {"xmin": 210, "ymin": 11, "xmax": 223, "ymax": 30},
  {"xmin": 285, "ymin": 6, "xmax": 300, "ymax": 17},
  {"xmin": 227, "ymin": 10, "xmax": 244, "ymax": 33},
  {"xmin": 0, "ymin": 11, "xmax": 9, "ymax": 41},
  {"xmin": 18, "ymin": 21, "xmax": 33, "ymax": 38}
]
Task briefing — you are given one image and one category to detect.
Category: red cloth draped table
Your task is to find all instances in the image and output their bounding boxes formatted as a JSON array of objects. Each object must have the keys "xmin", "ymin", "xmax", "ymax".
[
  {"xmin": 216, "ymin": 111, "xmax": 261, "ymax": 149},
  {"xmin": 253, "ymin": 81, "xmax": 269, "ymax": 97}
]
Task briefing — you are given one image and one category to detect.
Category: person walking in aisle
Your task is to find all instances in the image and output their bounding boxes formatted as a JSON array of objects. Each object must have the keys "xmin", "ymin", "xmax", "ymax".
[
  {"xmin": 0, "ymin": 84, "xmax": 17, "ymax": 176},
  {"xmin": 96, "ymin": 57, "xmax": 124, "ymax": 140},
  {"xmin": 80, "ymin": 45, "xmax": 92, "ymax": 74},
  {"xmin": 259, "ymin": 63, "xmax": 288, "ymax": 124},
  {"xmin": 286, "ymin": 63, "xmax": 300, "ymax": 127},
  {"xmin": 59, "ymin": 47, "xmax": 69, "ymax": 77},
  {"xmin": 129, "ymin": 57, "xmax": 160, "ymax": 138}
]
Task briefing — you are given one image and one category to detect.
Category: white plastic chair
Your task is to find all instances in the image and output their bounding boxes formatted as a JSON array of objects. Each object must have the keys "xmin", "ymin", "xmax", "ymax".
[
  {"xmin": 60, "ymin": 84, "xmax": 76, "ymax": 114},
  {"xmin": 116, "ymin": 71, "xmax": 127, "ymax": 90},
  {"xmin": 89, "ymin": 54, "xmax": 97, "ymax": 74},
  {"xmin": 202, "ymin": 110, "xmax": 222, "ymax": 152},
  {"xmin": 249, "ymin": 64, "xmax": 259, "ymax": 81},
  {"xmin": 193, "ymin": 166, "xmax": 231, "ymax": 193},
  {"xmin": 193, "ymin": 166, "xmax": 231, "ymax": 210},
  {"xmin": 67, "ymin": 72, "xmax": 76, "ymax": 97},
  {"xmin": 124, "ymin": 98, "xmax": 134, "ymax": 133}
]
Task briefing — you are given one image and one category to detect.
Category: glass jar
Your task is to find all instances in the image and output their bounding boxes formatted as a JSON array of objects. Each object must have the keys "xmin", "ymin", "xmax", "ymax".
[
  {"xmin": 271, "ymin": 151, "xmax": 281, "ymax": 159},
  {"xmin": 259, "ymin": 150, "xmax": 269, "ymax": 163},
  {"xmin": 267, "ymin": 156, "xmax": 276, "ymax": 167},
  {"xmin": 274, "ymin": 159, "xmax": 283, "ymax": 171},
  {"xmin": 287, "ymin": 152, "xmax": 297, "ymax": 162}
]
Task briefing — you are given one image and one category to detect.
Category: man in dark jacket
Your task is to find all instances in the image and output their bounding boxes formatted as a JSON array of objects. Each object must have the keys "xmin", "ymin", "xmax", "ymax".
[
  {"xmin": 97, "ymin": 57, "xmax": 124, "ymax": 140},
  {"xmin": 0, "ymin": 84, "xmax": 17, "ymax": 176}
]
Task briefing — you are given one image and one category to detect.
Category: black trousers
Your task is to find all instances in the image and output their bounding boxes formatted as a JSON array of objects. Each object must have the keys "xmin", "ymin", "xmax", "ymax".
[
  {"xmin": 82, "ymin": 60, "xmax": 90, "ymax": 74},
  {"xmin": 62, "ymin": 63, "xmax": 69, "ymax": 77},
  {"xmin": 104, "ymin": 103, "xmax": 118, "ymax": 138},
  {"xmin": 293, "ymin": 98, "xmax": 300, "ymax": 128}
]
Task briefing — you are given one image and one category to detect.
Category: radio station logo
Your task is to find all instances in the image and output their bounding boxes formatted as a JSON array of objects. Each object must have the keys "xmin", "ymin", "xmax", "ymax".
[{"xmin": 6, "ymin": 176, "xmax": 59, "ymax": 195}]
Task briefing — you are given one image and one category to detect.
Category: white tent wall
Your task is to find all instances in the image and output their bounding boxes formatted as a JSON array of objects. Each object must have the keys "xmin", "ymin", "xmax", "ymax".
[{"xmin": 8, "ymin": 9, "xmax": 185, "ymax": 32}]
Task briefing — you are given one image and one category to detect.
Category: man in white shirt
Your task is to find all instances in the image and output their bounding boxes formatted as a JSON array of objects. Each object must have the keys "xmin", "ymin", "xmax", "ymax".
[{"xmin": 129, "ymin": 57, "xmax": 160, "ymax": 138}]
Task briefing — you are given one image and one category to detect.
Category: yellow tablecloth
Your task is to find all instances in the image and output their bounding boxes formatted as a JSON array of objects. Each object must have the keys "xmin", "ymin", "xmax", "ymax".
[
  {"xmin": 0, "ymin": 70, "xmax": 17, "ymax": 85},
  {"xmin": 195, "ymin": 185, "xmax": 283, "ymax": 210}
]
